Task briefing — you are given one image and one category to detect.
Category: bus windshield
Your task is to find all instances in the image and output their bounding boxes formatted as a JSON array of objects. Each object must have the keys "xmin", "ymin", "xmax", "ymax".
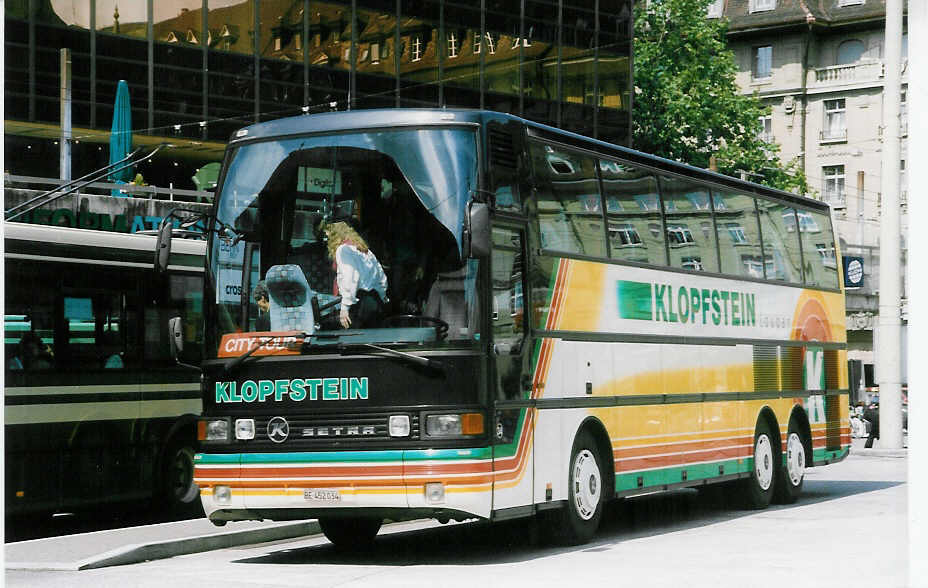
[{"xmin": 209, "ymin": 127, "xmax": 480, "ymax": 354}]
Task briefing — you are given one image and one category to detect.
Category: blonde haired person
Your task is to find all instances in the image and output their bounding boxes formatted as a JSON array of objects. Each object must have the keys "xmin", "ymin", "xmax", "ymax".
[{"xmin": 324, "ymin": 221, "xmax": 388, "ymax": 328}]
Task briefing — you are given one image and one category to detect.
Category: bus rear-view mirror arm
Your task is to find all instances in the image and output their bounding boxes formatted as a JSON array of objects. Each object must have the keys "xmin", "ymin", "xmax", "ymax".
[
  {"xmin": 465, "ymin": 201, "xmax": 490, "ymax": 259},
  {"xmin": 168, "ymin": 316, "xmax": 201, "ymax": 372}
]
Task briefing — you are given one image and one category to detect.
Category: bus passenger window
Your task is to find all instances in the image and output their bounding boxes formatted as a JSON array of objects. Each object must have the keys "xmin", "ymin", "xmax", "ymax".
[
  {"xmin": 798, "ymin": 209, "xmax": 839, "ymax": 289},
  {"xmin": 756, "ymin": 200, "xmax": 803, "ymax": 283},
  {"xmin": 531, "ymin": 143, "xmax": 605, "ymax": 257},
  {"xmin": 713, "ymin": 191, "xmax": 765, "ymax": 279},
  {"xmin": 600, "ymin": 159, "xmax": 666, "ymax": 266},
  {"xmin": 660, "ymin": 176, "xmax": 719, "ymax": 273}
]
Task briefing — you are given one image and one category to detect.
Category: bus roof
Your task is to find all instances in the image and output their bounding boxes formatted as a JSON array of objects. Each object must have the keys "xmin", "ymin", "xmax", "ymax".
[
  {"xmin": 3, "ymin": 222, "xmax": 205, "ymax": 271},
  {"xmin": 229, "ymin": 108, "xmax": 831, "ymax": 213}
]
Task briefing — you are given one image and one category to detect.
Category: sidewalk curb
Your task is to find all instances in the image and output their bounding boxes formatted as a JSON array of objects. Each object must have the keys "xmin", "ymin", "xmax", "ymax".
[
  {"xmin": 5, "ymin": 520, "xmax": 321, "ymax": 571},
  {"xmin": 851, "ymin": 448, "xmax": 908, "ymax": 458}
]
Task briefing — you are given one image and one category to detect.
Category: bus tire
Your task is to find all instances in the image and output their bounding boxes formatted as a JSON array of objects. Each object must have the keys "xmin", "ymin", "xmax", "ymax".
[
  {"xmin": 742, "ymin": 419, "xmax": 776, "ymax": 509},
  {"xmin": 549, "ymin": 430, "xmax": 604, "ymax": 545},
  {"xmin": 774, "ymin": 424, "xmax": 806, "ymax": 504},
  {"xmin": 319, "ymin": 517, "xmax": 382, "ymax": 550},
  {"xmin": 162, "ymin": 442, "xmax": 202, "ymax": 516}
]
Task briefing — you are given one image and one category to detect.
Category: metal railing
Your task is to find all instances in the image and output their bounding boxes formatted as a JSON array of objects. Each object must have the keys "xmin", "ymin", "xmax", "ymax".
[{"xmin": 4, "ymin": 174, "xmax": 212, "ymax": 203}]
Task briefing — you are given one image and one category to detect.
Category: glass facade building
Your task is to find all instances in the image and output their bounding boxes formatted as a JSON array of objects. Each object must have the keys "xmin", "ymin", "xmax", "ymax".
[{"xmin": 5, "ymin": 0, "xmax": 631, "ymax": 188}]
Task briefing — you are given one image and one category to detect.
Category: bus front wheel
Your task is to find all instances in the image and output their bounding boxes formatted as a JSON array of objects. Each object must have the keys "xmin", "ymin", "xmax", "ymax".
[
  {"xmin": 161, "ymin": 442, "xmax": 202, "ymax": 517},
  {"xmin": 742, "ymin": 420, "xmax": 777, "ymax": 509},
  {"xmin": 319, "ymin": 517, "xmax": 382, "ymax": 550},
  {"xmin": 548, "ymin": 430, "xmax": 604, "ymax": 545}
]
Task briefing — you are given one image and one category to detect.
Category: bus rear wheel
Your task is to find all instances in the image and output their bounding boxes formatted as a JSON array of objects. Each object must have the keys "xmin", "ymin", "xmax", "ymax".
[
  {"xmin": 319, "ymin": 517, "xmax": 382, "ymax": 550},
  {"xmin": 741, "ymin": 420, "xmax": 777, "ymax": 509},
  {"xmin": 774, "ymin": 425, "xmax": 806, "ymax": 504},
  {"xmin": 548, "ymin": 430, "xmax": 604, "ymax": 545}
]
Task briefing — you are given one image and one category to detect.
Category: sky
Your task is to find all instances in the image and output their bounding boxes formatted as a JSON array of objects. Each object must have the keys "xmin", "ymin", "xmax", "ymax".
[{"xmin": 50, "ymin": 0, "xmax": 244, "ymax": 28}]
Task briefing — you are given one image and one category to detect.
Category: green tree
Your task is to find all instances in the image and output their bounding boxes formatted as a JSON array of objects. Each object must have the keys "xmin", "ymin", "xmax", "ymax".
[{"xmin": 633, "ymin": 0, "xmax": 809, "ymax": 194}]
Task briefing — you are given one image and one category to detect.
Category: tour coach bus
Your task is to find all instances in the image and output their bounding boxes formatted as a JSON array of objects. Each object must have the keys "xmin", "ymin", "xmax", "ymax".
[
  {"xmin": 4, "ymin": 223, "xmax": 205, "ymax": 517},
  {"xmin": 177, "ymin": 109, "xmax": 848, "ymax": 547}
]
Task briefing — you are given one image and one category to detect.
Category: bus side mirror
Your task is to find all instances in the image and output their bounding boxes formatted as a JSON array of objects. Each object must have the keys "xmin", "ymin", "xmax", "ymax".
[
  {"xmin": 155, "ymin": 217, "xmax": 173, "ymax": 273},
  {"xmin": 466, "ymin": 201, "xmax": 490, "ymax": 259},
  {"xmin": 168, "ymin": 316, "xmax": 184, "ymax": 358}
]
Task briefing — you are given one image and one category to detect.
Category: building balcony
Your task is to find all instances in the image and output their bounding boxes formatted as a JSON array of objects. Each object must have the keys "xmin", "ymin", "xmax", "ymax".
[{"xmin": 809, "ymin": 60, "xmax": 885, "ymax": 90}]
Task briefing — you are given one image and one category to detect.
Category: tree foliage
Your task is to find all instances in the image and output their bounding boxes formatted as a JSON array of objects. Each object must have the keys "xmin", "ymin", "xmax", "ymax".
[{"xmin": 633, "ymin": 0, "xmax": 809, "ymax": 194}]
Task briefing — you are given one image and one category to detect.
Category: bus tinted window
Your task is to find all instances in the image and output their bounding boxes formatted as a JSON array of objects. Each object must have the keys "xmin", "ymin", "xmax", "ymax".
[
  {"xmin": 531, "ymin": 144, "xmax": 606, "ymax": 257},
  {"xmin": 756, "ymin": 200, "xmax": 803, "ymax": 283},
  {"xmin": 713, "ymin": 190, "xmax": 765, "ymax": 279},
  {"xmin": 599, "ymin": 159, "xmax": 666, "ymax": 265},
  {"xmin": 660, "ymin": 176, "xmax": 719, "ymax": 273},
  {"xmin": 798, "ymin": 209, "xmax": 840, "ymax": 289}
]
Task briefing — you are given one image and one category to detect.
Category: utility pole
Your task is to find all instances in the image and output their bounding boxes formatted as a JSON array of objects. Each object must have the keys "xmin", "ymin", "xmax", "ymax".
[
  {"xmin": 59, "ymin": 48, "xmax": 72, "ymax": 181},
  {"xmin": 877, "ymin": 0, "xmax": 904, "ymax": 449}
]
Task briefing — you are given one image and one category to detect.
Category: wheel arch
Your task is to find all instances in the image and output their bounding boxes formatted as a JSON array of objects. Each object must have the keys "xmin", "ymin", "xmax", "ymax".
[
  {"xmin": 576, "ymin": 416, "xmax": 615, "ymax": 500},
  {"xmin": 788, "ymin": 404, "xmax": 814, "ymax": 467},
  {"xmin": 756, "ymin": 406, "xmax": 782, "ymax": 460}
]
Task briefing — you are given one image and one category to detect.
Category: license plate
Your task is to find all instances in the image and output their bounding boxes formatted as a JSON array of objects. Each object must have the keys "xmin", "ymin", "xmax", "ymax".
[{"xmin": 303, "ymin": 488, "xmax": 341, "ymax": 502}]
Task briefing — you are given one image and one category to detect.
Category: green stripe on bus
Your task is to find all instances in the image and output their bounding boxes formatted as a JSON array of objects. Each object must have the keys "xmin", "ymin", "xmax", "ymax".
[
  {"xmin": 615, "ymin": 458, "xmax": 752, "ymax": 492},
  {"xmin": 617, "ymin": 280, "xmax": 654, "ymax": 321}
]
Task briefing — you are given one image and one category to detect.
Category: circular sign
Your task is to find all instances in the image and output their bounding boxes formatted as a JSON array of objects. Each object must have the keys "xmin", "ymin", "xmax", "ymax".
[
  {"xmin": 846, "ymin": 259, "xmax": 863, "ymax": 286},
  {"xmin": 267, "ymin": 416, "xmax": 290, "ymax": 443}
]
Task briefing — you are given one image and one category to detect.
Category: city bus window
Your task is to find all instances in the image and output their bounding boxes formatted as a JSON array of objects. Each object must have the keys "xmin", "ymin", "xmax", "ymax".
[
  {"xmin": 798, "ymin": 209, "xmax": 839, "ymax": 289},
  {"xmin": 712, "ymin": 190, "xmax": 765, "ymax": 279},
  {"xmin": 4, "ymin": 260, "xmax": 55, "ymax": 374},
  {"xmin": 531, "ymin": 143, "xmax": 605, "ymax": 257},
  {"xmin": 659, "ymin": 176, "xmax": 719, "ymax": 273},
  {"xmin": 756, "ymin": 200, "xmax": 803, "ymax": 283},
  {"xmin": 600, "ymin": 159, "xmax": 666, "ymax": 265}
]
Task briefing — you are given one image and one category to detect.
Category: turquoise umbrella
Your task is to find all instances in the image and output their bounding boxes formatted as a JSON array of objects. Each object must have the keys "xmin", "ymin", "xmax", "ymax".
[{"xmin": 108, "ymin": 80, "xmax": 133, "ymax": 196}]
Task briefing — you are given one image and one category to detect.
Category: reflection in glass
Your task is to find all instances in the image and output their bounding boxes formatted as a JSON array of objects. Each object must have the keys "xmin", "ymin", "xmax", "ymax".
[
  {"xmin": 714, "ymin": 190, "xmax": 763, "ymax": 278},
  {"xmin": 756, "ymin": 200, "xmax": 802, "ymax": 283},
  {"xmin": 531, "ymin": 144, "xmax": 605, "ymax": 257},
  {"xmin": 798, "ymin": 209, "xmax": 839, "ymax": 289},
  {"xmin": 600, "ymin": 159, "xmax": 664, "ymax": 265},
  {"xmin": 661, "ymin": 176, "xmax": 718, "ymax": 273}
]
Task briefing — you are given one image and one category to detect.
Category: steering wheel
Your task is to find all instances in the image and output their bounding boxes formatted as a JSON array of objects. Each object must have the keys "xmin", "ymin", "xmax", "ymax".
[{"xmin": 381, "ymin": 314, "xmax": 449, "ymax": 339}]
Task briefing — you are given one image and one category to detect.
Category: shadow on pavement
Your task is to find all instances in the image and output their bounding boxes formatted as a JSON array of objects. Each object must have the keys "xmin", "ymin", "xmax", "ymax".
[{"xmin": 232, "ymin": 478, "xmax": 902, "ymax": 567}]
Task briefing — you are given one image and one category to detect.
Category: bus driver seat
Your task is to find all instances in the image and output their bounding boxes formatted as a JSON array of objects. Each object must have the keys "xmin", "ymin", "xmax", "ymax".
[{"xmin": 265, "ymin": 264, "xmax": 316, "ymax": 335}]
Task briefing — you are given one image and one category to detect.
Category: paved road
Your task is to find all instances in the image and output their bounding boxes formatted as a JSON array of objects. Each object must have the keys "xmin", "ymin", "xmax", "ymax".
[{"xmin": 6, "ymin": 441, "xmax": 908, "ymax": 588}]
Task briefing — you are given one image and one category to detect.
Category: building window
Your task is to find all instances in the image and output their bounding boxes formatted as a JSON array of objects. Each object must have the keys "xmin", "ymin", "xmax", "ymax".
[
  {"xmin": 823, "ymin": 99, "xmax": 846, "ymax": 141},
  {"xmin": 412, "ymin": 35, "xmax": 423, "ymax": 61},
  {"xmin": 758, "ymin": 114, "xmax": 773, "ymax": 142},
  {"xmin": 485, "ymin": 32, "xmax": 497, "ymax": 55},
  {"xmin": 371, "ymin": 43, "xmax": 380, "ymax": 63},
  {"xmin": 707, "ymin": 0, "xmax": 724, "ymax": 18},
  {"xmin": 725, "ymin": 223, "xmax": 748, "ymax": 244},
  {"xmin": 823, "ymin": 165, "xmax": 846, "ymax": 206},
  {"xmin": 681, "ymin": 256, "xmax": 704, "ymax": 271},
  {"xmin": 901, "ymin": 89, "xmax": 908, "ymax": 137},
  {"xmin": 448, "ymin": 32, "xmax": 458, "ymax": 58},
  {"xmin": 473, "ymin": 31, "xmax": 481, "ymax": 54},
  {"xmin": 750, "ymin": 0, "xmax": 776, "ymax": 12},
  {"xmin": 609, "ymin": 223, "xmax": 642, "ymax": 246},
  {"xmin": 667, "ymin": 224, "xmax": 695, "ymax": 246},
  {"xmin": 836, "ymin": 39, "xmax": 865, "ymax": 65},
  {"xmin": 753, "ymin": 46, "xmax": 772, "ymax": 80}
]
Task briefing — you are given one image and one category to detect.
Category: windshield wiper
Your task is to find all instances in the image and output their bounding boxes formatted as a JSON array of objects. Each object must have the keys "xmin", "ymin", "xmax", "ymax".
[{"xmin": 338, "ymin": 343, "xmax": 444, "ymax": 371}]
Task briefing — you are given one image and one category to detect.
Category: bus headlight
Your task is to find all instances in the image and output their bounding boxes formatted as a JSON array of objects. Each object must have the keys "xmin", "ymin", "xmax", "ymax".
[
  {"xmin": 198, "ymin": 418, "xmax": 230, "ymax": 442},
  {"xmin": 235, "ymin": 419, "xmax": 255, "ymax": 440},
  {"xmin": 389, "ymin": 415, "xmax": 410, "ymax": 437},
  {"xmin": 425, "ymin": 413, "xmax": 484, "ymax": 437}
]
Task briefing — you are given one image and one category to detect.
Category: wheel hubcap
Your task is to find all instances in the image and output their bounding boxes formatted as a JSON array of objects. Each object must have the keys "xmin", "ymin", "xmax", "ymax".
[
  {"xmin": 573, "ymin": 449, "xmax": 601, "ymax": 520},
  {"xmin": 786, "ymin": 432, "xmax": 805, "ymax": 486},
  {"xmin": 754, "ymin": 434, "xmax": 774, "ymax": 491}
]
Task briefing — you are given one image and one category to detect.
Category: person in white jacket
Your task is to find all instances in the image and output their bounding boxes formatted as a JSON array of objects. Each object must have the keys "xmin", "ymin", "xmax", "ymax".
[{"xmin": 324, "ymin": 221, "xmax": 388, "ymax": 329}]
